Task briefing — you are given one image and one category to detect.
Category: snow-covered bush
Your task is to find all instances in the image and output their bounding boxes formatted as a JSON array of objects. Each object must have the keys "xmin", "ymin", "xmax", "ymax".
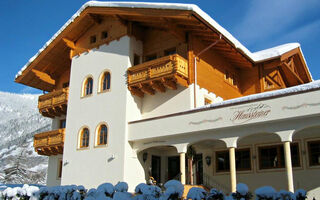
[
  {"xmin": 231, "ymin": 183, "xmax": 252, "ymax": 200},
  {"xmin": 205, "ymin": 188, "xmax": 224, "ymax": 200},
  {"xmin": 294, "ymin": 189, "xmax": 307, "ymax": 200},
  {"xmin": 133, "ymin": 183, "xmax": 161, "ymax": 200},
  {"xmin": 0, "ymin": 181, "xmax": 312, "ymax": 200},
  {"xmin": 278, "ymin": 190, "xmax": 294, "ymax": 200},
  {"xmin": 1, "ymin": 184, "xmax": 39, "ymax": 200},
  {"xmin": 160, "ymin": 180, "xmax": 184, "ymax": 200},
  {"xmin": 96, "ymin": 183, "xmax": 115, "ymax": 197},
  {"xmin": 255, "ymin": 186, "xmax": 279, "ymax": 200},
  {"xmin": 115, "ymin": 182, "xmax": 128, "ymax": 193},
  {"xmin": 186, "ymin": 187, "xmax": 207, "ymax": 200}
]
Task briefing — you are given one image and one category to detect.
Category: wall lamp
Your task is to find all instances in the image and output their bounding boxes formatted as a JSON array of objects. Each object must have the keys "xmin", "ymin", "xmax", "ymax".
[{"xmin": 205, "ymin": 156, "xmax": 211, "ymax": 166}]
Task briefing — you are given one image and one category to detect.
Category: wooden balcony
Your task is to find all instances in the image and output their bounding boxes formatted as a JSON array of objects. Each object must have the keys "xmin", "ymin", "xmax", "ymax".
[
  {"xmin": 38, "ymin": 87, "xmax": 69, "ymax": 118},
  {"xmin": 127, "ymin": 54, "xmax": 189, "ymax": 97},
  {"xmin": 34, "ymin": 128, "xmax": 65, "ymax": 156}
]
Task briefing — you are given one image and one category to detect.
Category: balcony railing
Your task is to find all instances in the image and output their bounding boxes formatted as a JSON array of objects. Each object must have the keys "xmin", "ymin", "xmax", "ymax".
[
  {"xmin": 127, "ymin": 54, "xmax": 189, "ymax": 97},
  {"xmin": 34, "ymin": 128, "xmax": 65, "ymax": 156},
  {"xmin": 38, "ymin": 87, "xmax": 69, "ymax": 118}
]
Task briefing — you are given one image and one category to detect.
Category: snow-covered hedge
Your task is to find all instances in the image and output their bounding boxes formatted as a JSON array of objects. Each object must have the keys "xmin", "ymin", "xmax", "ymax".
[{"xmin": 0, "ymin": 182, "xmax": 310, "ymax": 200}]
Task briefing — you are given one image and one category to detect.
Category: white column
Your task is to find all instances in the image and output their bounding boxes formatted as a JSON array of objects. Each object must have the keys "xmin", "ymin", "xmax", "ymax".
[
  {"xmin": 229, "ymin": 147, "xmax": 237, "ymax": 193},
  {"xmin": 180, "ymin": 152, "xmax": 186, "ymax": 184},
  {"xmin": 284, "ymin": 141, "xmax": 294, "ymax": 192}
]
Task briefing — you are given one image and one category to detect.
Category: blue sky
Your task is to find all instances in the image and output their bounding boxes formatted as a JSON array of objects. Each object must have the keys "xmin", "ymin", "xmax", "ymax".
[{"xmin": 1, "ymin": 0, "xmax": 319, "ymax": 94}]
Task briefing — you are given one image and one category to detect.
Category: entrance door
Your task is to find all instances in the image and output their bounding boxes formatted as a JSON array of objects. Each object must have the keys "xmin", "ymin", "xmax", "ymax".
[
  {"xmin": 151, "ymin": 156, "xmax": 161, "ymax": 183},
  {"xmin": 168, "ymin": 156, "xmax": 180, "ymax": 180},
  {"xmin": 195, "ymin": 154, "xmax": 203, "ymax": 184}
]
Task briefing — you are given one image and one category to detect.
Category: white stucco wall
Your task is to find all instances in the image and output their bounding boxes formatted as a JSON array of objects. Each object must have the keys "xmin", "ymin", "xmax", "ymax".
[
  {"xmin": 46, "ymin": 155, "xmax": 62, "ymax": 186},
  {"xmin": 62, "ymin": 36, "xmax": 132, "ymax": 189}
]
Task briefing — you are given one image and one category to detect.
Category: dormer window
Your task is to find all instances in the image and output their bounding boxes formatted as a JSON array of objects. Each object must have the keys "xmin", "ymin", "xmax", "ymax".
[{"xmin": 90, "ymin": 35, "xmax": 97, "ymax": 44}]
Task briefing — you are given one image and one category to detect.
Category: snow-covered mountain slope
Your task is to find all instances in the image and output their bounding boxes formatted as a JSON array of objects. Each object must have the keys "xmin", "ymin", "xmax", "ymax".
[{"xmin": 0, "ymin": 92, "xmax": 52, "ymax": 184}]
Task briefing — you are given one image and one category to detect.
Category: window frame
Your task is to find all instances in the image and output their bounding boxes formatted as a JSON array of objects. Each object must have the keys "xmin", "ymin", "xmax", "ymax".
[
  {"xmin": 95, "ymin": 123, "xmax": 109, "ymax": 147},
  {"xmin": 306, "ymin": 139, "xmax": 320, "ymax": 168},
  {"xmin": 98, "ymin": 70, "xmax": 111, "ymax": 93},
  {"xmin": 214, "ymin": 147, "xmax": 253, "ymax": 174},
  {"xmin": 78, "ymin": 126, "xmax": 90, "ymax": 149},
  {"xmin": 81, "ymin": 75, "xmax": 94, "ymax": 98},
  {"xmin": 256, "ymin": 142, "xmax": 302, "ymax": 171}
]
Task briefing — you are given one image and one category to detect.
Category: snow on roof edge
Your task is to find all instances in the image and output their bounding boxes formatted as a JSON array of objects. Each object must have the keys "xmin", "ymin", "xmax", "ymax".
[
  {"xmin": 15, "ymin": 1, "xmax": 310, "ymax": 80},
  {"xmin": 197, "ymin": 80, "xmax": 320, "ymax": 111}
]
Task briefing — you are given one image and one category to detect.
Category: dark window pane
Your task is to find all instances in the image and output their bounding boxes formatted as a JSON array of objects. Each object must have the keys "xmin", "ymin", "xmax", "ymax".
[
  {"xmin": 99, "ymin": 125, "xmax": 108, "ymax": 145},
  {"xmin": 102, "ymin": 72, "xmax": 110, "ymax": 91},
  {"xmin": 236, "ymin": 149, "xmax": 251, "ymax": 170},
  {"xmin": 164, "ymin": 48, "xmax": 176, "ymax": 56},
  {"xmin": 259, "ymin": 143, "xmax": 300, "ymax": 169},
  {"xmin": 82, "ymin": 129, "xmax": 89, "ymax": 147},
  {"xmin": 216, "ymin": 151, "xmax": 229, "ymax": 172},
  {"xmin": 145, "ymin": 54, "xmax": 157, "ymax": 62},
  {"xmin": 308, "ymin": 141, "xmax": 320, "ymax": 166},
  {"xmin": 259, "ymin": 146, "xmax": 279, "ymax": 169},
  {"xmin": 291, "ymin": 144, "xmax": 300, "ymax": 167},
  {"xmin": 85, "ymin": 78, "xmax": 93, "ymax": 95},
  {"xmin": 60, "ymin": 120, "xmax": 66, "ymax": 128}
]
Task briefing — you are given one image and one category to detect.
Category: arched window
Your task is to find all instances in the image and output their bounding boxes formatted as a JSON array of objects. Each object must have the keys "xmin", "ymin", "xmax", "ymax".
[
  {"xmin": 80, "ymin": 128, "xmax": 90, "ymax": 148},
  {"xmin": 83, "ymin": 77, "xmax": 93, "ymax": 96},
  {"xmin": 97, "ymin": 124, "xmax": 108, "ymax": 145},
  {"xmin": 99, "ymin": 71, "xmax": 111, "ymax": 92}
]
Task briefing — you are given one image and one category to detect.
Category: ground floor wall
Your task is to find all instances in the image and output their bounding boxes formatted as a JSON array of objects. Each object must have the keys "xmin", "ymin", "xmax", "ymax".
[
  {"xmin": 46, "ymin": 155, "xmax": 62, "ymax": 186},
  {"xmin": 197, "ymin": 134, "xmax": 320, "ymax": 198}
]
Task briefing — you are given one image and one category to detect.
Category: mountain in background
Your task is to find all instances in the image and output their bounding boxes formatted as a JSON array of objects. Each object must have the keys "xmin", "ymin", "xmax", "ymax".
[{"xmin": 0, "ymin": 92, "xmax": 51, "ymax": 184}]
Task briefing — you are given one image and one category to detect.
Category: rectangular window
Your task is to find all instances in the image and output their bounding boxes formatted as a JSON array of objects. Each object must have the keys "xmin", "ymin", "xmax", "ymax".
[
  {"xmin": 164, "ymin": 47, "xmax": 176, "ymax": 56},
  {"xmin": 60, "ymin": 120, "xmax": 66, "ymax": 129},
  {"xmin": 308, "ymin": 140, "xmax": 320, "ymax": 166},
  {"xmin": 258, "ymin": 143, "xmax": 300, "ymax": 170},
  {"xmin": 216, "ymin": 148, "xmax": 251, "ymax": 172},
  {"xmin": 145, "ymin": 54, "xmax": 157, "ymax": 62},
  {"xmin": 90, "ymin": 35, "xmax": 97, "ymax": 44},
  {"xmin": 101, "ymin": 31, "xmax": 108, "ymax": 39},
  {"xmin": 58, "ymin": 160, "xmax": 63, "ymax": 179}
]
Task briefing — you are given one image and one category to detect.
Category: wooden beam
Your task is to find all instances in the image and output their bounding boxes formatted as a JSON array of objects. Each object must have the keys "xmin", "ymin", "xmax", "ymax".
[
  {"xmin": 162, "ymin": 18, "xmax": 186, "ymax": 42},
  {"xmin": 282, "ymin": 62, "xmax": 303, "ymax": 84},
  {"xmin": 113, "ymin": 14, "xmax": 128, "ymax": 26},
  {"xmin": 88, "ymin": 13, "xmax": 102, "ymax": 24},
  {"xmin": 62, "ymin": 38, "xmax": 76, "ymax": 50},
  {"xmin": 139, "ymin": 84, "xmax": 155, "ymax": 95},
  {"xmin": 31, "ymin": 69, "xmax": 55, "ymax": 85},
  {"xmin": 129, "ymin": 87, "xmax": 144, "ymax": 98},
  {"xmin": 150, "ymin": 81, "xmax": 166, "ymax": 93},
  {"xmin": 162, "ymin": 78, "xmax": 177, "ymax": 90}
]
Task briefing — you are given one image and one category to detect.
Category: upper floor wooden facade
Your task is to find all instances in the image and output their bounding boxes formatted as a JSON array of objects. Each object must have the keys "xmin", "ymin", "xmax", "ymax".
[{"xmin": 15, "ymin": 3, "xmax": 312, "ymax": 114}]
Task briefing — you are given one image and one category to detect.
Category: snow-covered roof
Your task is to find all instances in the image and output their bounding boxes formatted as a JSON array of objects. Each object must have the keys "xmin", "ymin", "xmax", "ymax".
[
  {"xmin": 15, "ymin": 1, "xmax": 307, "ymax": 79},
  {"xmin": 198, "ymin": 80, "xmax": 320, "ymax": 111}
]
